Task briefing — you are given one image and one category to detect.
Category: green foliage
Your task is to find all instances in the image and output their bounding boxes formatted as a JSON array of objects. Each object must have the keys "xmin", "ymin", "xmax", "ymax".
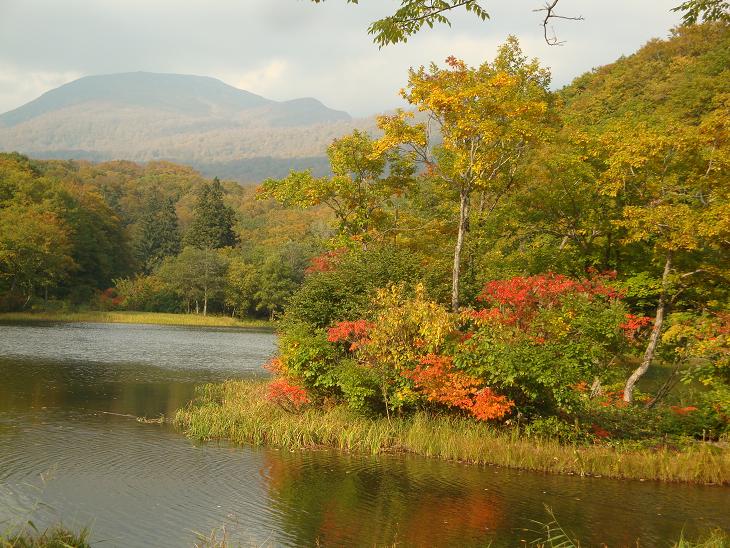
[
  {"xmin": 673, "ymin": 0, "xmax": 730, "ymax": 24},
  {"xmin": 184, "ymin": 178, "xmax": 238, "ymax": 250},
  {"xmin": 157, "ymin": 247, "xmax": 228, "ymax": 314},
  {"xmin": 309, "ymin": 0, "xmax": 489, "ymax": 47},
  {"xmin": 523, "ymin": 417, "xmax": 583, "ymax": 445},
  {"xmin": 259, "ymin": 130, "xmax": 414, "ymax": 242},
  {"xmin": 135, "ymin": 195, "xmax": 181, "ymax": 273},
  {"xmin": 114, "ymin": 275, "xmax": 182, "ymax": 312},
  {"xmin": 284, "ymin": 244, "xmax": 423, "ymax": 328}
]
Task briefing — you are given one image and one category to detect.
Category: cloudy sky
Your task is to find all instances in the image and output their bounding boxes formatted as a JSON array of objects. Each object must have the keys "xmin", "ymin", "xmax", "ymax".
[{"xmin": 0, "ymin": 0, "xmax": 682, "ymax": 117}]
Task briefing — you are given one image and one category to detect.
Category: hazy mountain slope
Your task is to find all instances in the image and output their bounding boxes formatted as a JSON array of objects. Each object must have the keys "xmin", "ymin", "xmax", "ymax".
[{"xmin": 0, "ymin": 72, "xmax": 365, "ymax": 182}]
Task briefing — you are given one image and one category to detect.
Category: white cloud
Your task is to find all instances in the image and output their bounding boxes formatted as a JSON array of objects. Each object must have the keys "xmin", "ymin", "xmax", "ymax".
[{"xmin": 226, "ymin": 60, "xmax": 290, "ymax": 99}]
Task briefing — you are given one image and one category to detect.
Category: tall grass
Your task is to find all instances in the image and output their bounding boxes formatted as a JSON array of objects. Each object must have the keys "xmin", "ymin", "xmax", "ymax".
[
  {"xmin": 0, "ymin": 526, "xmax": 91, "ymax": 548},
  {"xmin": 0, "ymin": 311, "xmax": 270, "ymax": 329},
  {"xmin": 175, "ymin": 379, "xmax": 730, "ymax": 485}
]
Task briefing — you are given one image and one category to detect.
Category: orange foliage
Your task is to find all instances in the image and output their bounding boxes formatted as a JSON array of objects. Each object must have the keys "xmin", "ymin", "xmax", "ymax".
[
  {"xmin": 404, "ymin": 354, "xmax": 514, "ymax": 421},
  {"xmin": 266, "ymin": 378, "xmax": 310, "ymax": 410},
  {"xmin": 327, "ymin": 319, "xmax": 374, "ymax": 351}
]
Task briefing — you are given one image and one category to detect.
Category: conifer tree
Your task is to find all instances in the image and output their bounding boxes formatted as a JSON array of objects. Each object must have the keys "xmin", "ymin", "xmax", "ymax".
[
  {"xmin": 184, "ymin": 178, "xmax": 238, "ymax": 249},
  {"xmin": 136, "ymin": 195, "xmax": 181, "ymax": 273}
]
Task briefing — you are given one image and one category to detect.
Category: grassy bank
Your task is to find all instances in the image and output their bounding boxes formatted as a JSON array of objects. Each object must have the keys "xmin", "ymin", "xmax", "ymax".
[
  {"xmin": 0, "ymin": 311, "xmax": 271, "ymax": 329},
  {"xmin": 175, "ymin": 379, "xmax": 730, "ymax": 485}
]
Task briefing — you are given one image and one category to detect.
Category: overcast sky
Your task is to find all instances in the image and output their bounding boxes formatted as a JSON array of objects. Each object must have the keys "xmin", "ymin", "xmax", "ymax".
[{"xmin": 0, "ymin": 1, "xmax": 682, "ymax": 117}]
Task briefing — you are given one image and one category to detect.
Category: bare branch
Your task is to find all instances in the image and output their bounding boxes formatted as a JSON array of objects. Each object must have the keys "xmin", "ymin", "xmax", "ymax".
[{"xmin": 533, "ymin": 0, "xmax": 584, "ymax": 46}]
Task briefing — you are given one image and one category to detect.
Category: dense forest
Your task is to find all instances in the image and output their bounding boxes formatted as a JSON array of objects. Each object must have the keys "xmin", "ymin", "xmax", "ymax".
[
  {"xmin": 1, "ymin": 22, "xmax": 728, "ymax": 439},
  {"xmin": 0, "ymin": 155, "xmax": 327, "ymax": 317}
]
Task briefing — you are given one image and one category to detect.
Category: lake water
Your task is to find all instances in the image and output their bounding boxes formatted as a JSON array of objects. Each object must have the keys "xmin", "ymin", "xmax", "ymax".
[{"xmin": 0, "ymin": 321, "xmax": 728, "ymax": 547}]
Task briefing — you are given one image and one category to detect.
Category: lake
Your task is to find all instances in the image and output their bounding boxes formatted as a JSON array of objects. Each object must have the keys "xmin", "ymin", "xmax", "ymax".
[{"xmin": 0, "ymin": 321, "xmax": 728, "ymax": 547}]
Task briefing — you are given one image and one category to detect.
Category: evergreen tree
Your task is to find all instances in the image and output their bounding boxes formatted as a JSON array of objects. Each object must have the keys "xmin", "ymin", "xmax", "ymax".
[
  {"xmin": 184, "ymin": 178, "xmax": 238, "ymax": 249},
  {"xmin": 136, "ymin": 195, "xmax": 181, "ymax": 273}
]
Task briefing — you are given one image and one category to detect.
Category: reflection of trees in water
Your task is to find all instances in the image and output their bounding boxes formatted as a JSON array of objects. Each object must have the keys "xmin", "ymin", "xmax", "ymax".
[
  {"xmin": 0, "ymin": 359, "xmax": 197, "ymax": 417},
  {"xmin": 261, "ymin": 449, "xmax": 729, "ymax": 546},
  {"xmin": 262, "ymin": 451, "xmax": 505, "ymax": 546}
]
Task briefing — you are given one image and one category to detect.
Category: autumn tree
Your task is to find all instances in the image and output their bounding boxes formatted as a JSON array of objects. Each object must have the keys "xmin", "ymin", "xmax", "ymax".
[
  {"xmin": 259, "ymin": 130, "xmax": 414, "ymax": 244},
  {"xmin": 376, "ymin": 37, "xmax": 553, "ymax": 310},
  {"xmin": 158, "ymin": 246, "xmax": 228, "ymax": 315},
  {"xmin": 0, "ymin": 204, "xmax": 75, "ymax": 307},
  {"xmin": 595, "ymin": 106, "xmax": 730, "ymax": 402}
]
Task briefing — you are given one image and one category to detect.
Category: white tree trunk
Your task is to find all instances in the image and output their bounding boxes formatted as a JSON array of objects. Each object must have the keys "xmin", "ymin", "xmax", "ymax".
[
  {"xmin": 451, "ymin": 186, "xmax": 471, "ymax": 312},
  {"xmin": 624, "ymin": 252, "xmax": 672, "ymax": 403}
]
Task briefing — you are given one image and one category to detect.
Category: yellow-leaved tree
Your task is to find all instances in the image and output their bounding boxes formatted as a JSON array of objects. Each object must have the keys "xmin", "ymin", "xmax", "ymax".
[
  {"xmin": 596, "ymin": 96, "xmax": 730, "ymax": 402},
  {"xmin": 375, "ymin": 37, "xmax": 554, "ymax": 310}
]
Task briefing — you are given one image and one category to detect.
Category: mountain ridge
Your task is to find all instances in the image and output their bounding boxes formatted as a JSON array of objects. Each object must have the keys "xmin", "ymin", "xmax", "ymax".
[
  {"xmin": 0, "ymin": 72, "xmax": 351, "ymax": 128},
  {"xmin": 0, "ymin": 71, "xmax": 365, "ymax": 182}
]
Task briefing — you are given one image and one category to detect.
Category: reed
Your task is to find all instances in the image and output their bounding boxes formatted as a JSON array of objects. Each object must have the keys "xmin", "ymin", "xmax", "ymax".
[
  {"xmin": 175, "ymin": 379, "xmax": 730, "ymax": 485},
  {"xmin": 0, "ymin": 311, "xmax": 270, "ymax": 329}
]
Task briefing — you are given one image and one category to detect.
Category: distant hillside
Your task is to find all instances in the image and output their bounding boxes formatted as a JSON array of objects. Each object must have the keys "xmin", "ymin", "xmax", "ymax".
[{"xmin": 0, "ymin": 72, "xmax": 371, "ymax": 182}]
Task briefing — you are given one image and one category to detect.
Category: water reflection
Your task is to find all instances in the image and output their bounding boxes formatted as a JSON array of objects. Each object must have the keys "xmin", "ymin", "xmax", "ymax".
[{"xmin": 261, "ymin": 450, "xmax": 730, "ymax": 547}]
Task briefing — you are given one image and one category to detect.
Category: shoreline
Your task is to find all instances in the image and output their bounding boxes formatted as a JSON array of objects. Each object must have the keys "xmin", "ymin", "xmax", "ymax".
[
  {"xmin": 0, "ymin": 311, "xmax": 272, "ymax": 329},
  {"xmin": 174, "ymin": 379, "xmax": 730, "ymax": 486}
]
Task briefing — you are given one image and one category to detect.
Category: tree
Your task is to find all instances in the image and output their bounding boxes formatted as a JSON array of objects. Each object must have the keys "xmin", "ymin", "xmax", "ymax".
[
  {"xmin": 595, "ymin": 110, "xmax": 730, "ymax": 402},
  {"xmin": 259, "ymin": 130, "xmax": 414, "ymax": 244},
  {"xmin": 376, "ymin": 37, "xmax": 553, "ymax": 310},
  {"xmin": 0, "ymin": 204, "xmax": 75, "ymax": 307},
  {"xmin": 184, "ymin": 178, "xmax": 238, "ymax": 250},
  {"xmin": 158, "ymin": 246, "xmax": 228, "ymax": 315},
  {"xmin": 673, "ymin": 0, "xmax": 730, "ymax": 24},
  {"xmin": 135, "ymin": 195, "xmax": 181, "ymax": 273},
  {"xmin": 308, "ymin": 0, "xmax": 583, "ymax": 47},
  {"xmin": 224, "ymin": 255, "xmax": 258, "ymax": 317},
  {"xmin": 253, "ymin": 243, "xmax": 310, "ymax": 319}
]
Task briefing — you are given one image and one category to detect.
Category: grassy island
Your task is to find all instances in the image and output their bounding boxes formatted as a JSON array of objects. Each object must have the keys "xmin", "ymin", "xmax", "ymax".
[{"xmin": 175, "ymin": 379, "xmax": 730, "ymax": 485}]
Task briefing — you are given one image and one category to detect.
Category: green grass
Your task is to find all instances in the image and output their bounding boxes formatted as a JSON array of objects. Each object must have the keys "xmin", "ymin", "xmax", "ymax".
[
  {"xmin": 0, "ymin": 311, "xmax": 271, "ymax": 329},
  {"xmin": 0, "ymin": 526, "xmax": 91, "ymax": 548},
  {"xmin": 175, "ymin": 379, "xmax": 730, "ymax": 485}
]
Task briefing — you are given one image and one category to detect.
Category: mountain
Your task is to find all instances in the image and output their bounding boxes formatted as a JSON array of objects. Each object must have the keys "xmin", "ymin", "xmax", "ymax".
[{"xmin": 0, "ymin": 72, "xmax": 368, "ymax": 182}]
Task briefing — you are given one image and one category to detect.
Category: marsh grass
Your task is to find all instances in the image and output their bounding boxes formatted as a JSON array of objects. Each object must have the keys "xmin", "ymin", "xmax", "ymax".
[
  {"xmin": 0, "ymin": 311, "xmax": 270, "ymax": 329},
  {"xmin": 0, "ymin": 526, "xmax": 91, "ymax": 548},
  {"xmin": 175, "ymin": 379, "xmax": 730, "ymax": 485}
]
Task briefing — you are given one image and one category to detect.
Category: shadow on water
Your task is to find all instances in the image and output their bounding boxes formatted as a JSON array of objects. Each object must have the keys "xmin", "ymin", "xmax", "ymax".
[{"xmin": 0, "ymin": 322, "xmax": 728, "ymax": 547}]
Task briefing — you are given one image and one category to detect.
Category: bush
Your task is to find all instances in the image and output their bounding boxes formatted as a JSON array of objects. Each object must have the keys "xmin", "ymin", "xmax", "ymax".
[
  {"xmin": 523, "ymin": 416, "xmax": 583, "ymax": 444},
  {"xmin": 284, "ymin": 244, "xmax": 423, "ymax": 328},
  {"xmin": 114, "ymin": 275, "xmax": 181, "ymax": 312},
  {"xmin": 455, "ymin": 273, "xmax": 633, "ymax": 414}
]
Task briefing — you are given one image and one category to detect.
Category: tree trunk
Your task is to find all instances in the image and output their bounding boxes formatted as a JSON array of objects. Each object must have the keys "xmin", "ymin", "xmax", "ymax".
[
  {"xmin": 623, "ymin": 252, "xmax": 672, "ymax": 403},
  {"xmin": 195, "ymin": 300, "xmax": 199, "ymax": 314},
  {"xmin": 451, "ymin": 185, "xmax": 471, "ymax": 312},
  {"xmin": 203, "ymin": 286, "xmax": 208, "ymax": 316}
]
